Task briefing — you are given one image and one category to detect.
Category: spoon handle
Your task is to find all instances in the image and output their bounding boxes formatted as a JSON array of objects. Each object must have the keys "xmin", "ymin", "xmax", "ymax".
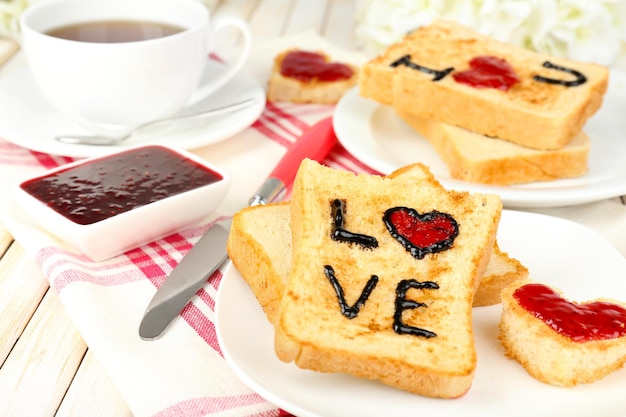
[{"xmin": 54, "ymin": 98, "xmax": 257, "ymax": 146}]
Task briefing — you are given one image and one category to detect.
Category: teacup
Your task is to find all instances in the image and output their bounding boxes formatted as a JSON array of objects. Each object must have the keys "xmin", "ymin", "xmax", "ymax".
[{"xmin": 19, "ymin": 0, "xmax": 251, "ymax": 134}]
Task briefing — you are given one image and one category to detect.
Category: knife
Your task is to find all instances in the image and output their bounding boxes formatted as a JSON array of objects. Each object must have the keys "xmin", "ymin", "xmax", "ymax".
[{"xmin": 139, "ymin": 116, "xmax": 338, "ymax": 340}]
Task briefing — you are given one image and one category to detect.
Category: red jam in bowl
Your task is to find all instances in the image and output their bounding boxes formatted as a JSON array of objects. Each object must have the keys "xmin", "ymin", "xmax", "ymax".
[
  {"xmin": 513, "ymin": 283, "xmax": 626, "ymax": 342},
  {"xmin": 20, "ymin": 145, "xmax": 223, "ymax": 225},
  {"xmin": 280, "ymin": 50, "xmax": 354, "ymax": 82}
]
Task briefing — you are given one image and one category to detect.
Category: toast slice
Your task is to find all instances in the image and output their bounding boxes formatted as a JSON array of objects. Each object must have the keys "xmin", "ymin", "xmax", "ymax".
[
  {"xmin": 273, "ymin": 159, "xmax": 501, "ymax": 398},
  {"xmin": 227, "ymin": 203, "xmax": 526, "ymax": 322},
  {"xmin": 267, "ymin": 49, "xmax": 358, "ymax": 104},
  {"xmin": 359, "ymin": 19, "xmax": 609, "ymax": 150},
  {"xmin": 396, "ymin": 109, "xmax": 590, "ymax": 185},
  {"xmin": 499, "ymin": 280, "xmax": 626, "ymax": 386}
]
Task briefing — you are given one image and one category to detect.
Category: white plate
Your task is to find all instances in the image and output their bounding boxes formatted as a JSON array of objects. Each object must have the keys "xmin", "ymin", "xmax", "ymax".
[
  {"xmin": 215, "ymin": 210, "xmax": 626, "ymax": 417},
  {"xmin": 333, "ymin": 70, "xmax": 626, "ymax": 208},
  {"xmin": 0, "ymin": 60, "xmax": 266, "ymax": 158}
]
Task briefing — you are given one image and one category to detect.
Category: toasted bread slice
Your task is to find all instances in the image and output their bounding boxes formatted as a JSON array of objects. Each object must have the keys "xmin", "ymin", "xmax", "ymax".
[
  {"xmin": 267, "ymin": 49, "xmax": 358, "ymax": 104},
  {"xmin": 273, "ymin": 160, "xmax": 501, "ymax": 398},
  {"xmin": 499, "ymin": 280, "xmax": 626, "ymax": 386},
  {"xmin": 396, "ymin": 109, "xmax": 590, "ymax": 185},
  {"xmin": 227, "ymin": 202, "xmax": 526, "ymax": 322},
  {"xmin": 360, "ymin": 19, "xmax": 608, "ymax": 150}
]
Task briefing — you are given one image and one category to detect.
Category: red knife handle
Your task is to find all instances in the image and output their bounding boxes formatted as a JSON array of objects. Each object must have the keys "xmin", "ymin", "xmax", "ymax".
[
  {"xmin": 269, "ymin": 116, "xmax": 337, "ymax": 184},
  {"xmin": 249, "ymin": 117, "xmax": 337, "ymax": 206}
]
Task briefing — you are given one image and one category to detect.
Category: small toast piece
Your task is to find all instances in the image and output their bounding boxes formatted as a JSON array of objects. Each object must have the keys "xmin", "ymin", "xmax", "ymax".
[
  {"xmin": 359, "ymin": 19, "xmax": 609, "ymax": 150},
  {"xmin": 499, "ymin": 280, "xmax": 626, "ymax": 386},
  {"xmin": 395, "ymin": 109, "xmax": 590, "ymax": 185},
  {"xmin": 267, "ymin": 49, "xmax": 358, "ymax": 104},
  {"xmin": 273, "ymin": 159, "xmax": 501, "ymax": 398},
  {"xmin": 473, "ymin": 242, "xmax": 528, "ymax": 307}
]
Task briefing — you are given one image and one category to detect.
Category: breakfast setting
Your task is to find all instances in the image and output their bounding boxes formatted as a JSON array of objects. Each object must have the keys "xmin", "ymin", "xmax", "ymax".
[{"xmin": 0, "ymin": 1, "xmax": 625, "ymax": 416}]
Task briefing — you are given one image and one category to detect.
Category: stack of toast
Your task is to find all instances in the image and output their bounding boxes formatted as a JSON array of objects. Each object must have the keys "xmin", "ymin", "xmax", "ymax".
[
  {"xmin": 228, "ymin": 159, "xmax": 509, "ymax": 398},
  {"xmin": 359, "ymin": 19, "xmax": 610, "ymax": 185}
]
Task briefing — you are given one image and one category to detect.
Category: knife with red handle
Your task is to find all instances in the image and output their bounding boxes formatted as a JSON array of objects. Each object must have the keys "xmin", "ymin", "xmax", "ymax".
[{"xmin": 139, "ymin": 116, "xmax": 338, "ymax": 340}]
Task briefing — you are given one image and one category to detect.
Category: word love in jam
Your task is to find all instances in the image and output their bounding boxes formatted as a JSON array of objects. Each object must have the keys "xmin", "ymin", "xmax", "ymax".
[
  {"xmin": 390, "ymin": 54, "xmax": 587, "ymax": 90},
  {"xmin": 324, "ymin": 199, "xmax": 460, "ymax": 338}
]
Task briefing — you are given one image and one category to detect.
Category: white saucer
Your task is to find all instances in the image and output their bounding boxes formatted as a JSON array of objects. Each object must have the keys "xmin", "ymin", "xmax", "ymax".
[
  {"xmin": 215, "ymin": 210, "xmax": 626, "ymax": 417},
  {"xmin": 333, "ymin": 70, "xmax": 626, "ymax": 208},
  {"xmin": 0, "ymin": 60, "xmax": 266, "ymax": 158}
]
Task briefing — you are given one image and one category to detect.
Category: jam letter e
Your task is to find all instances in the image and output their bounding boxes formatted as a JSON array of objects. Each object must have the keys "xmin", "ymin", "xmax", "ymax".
[
  {"xmin": 390, "ymin": 54, "xmax": 454, "ymax": 81},
  {"xmin": 324, "ymin": 265, "xmax": 379, "ymax": 319},
  {"xmin": 393, "ymin": 279, "xmax": 438, "ymax": 338}
]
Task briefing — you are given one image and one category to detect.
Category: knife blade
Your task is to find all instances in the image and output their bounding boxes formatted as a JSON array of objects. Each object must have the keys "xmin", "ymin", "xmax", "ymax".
[{"xmin": 139, "ymin": 116, "xmax": 338, "ymax": 340}]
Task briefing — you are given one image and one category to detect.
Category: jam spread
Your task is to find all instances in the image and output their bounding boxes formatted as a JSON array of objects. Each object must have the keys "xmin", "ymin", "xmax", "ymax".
[
  {"xmin": 514, "ymin": 283, "xmax": 626, "ymax": 342},
  {"xmin": 330, "ymin": 199, "xmax": 378, "ymax": 249},
  {"xmin": 390, "ymin": 54, "xmax": 453, "ymax": 81},
  {"xmin": 324, "ymin": 265, "xmax": 379, "ymax": 319},
  {"xmin": 533, "ymin": 61, "xmax": 587, "ymax": 87},
  {"xmin": 21, "ymin": 145, "xmax": 222, "ymax": 225},
  {"xmin": 388, "ymin": 55, "xmax": 587, "ymax": 89},
  {"xmin": 280, "ymin": 50, "xmax": 354, "ymax": 82},
  {"xmin": 453, "ymin": 56, "xmax": 520, "ymax": 91},
  {"xmin": 394, "ymin": 279, "xmax": 439, "ymax": 338},
  {"xmin": 383, "ymin": 207, "xmax": 459, "ymax": 259}
]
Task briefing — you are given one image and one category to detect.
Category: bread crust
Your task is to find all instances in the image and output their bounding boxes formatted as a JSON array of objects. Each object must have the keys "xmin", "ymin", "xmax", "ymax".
[
  {"xmin": 396, "ymin": 109, "xmax": 590, "ymax": 185},
  {"xmin": 499, "ymin": 280, "xmax": 626, "ymax": 386},
  {"xmin": 267, "ymin": 49, "xmax": 358, "ymax": 104},
  {"xmin": 360, "ymin": 19, "xmax": 609, "ymax": 150}
]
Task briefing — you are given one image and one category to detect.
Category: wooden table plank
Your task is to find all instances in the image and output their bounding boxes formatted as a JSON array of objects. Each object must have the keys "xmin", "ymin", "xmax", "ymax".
[
  {"xmin": 0, "ymin": 278, "xmax": 86, "ymax": 417},
  {"xmin": 282, "ymin": 0, "xmax": 330, "ymax": 36},
  {"xmin": 0, "ymin": 243, "xmax": 48, "ymax": 364},
  {"xmin": 247, "ymin": 0, "xmax": 295, "ymax": 43},
  {"xmin": 56, "ymin": 351, "xmax": 132, "ymax": 417},
  {"xmin": 322, "ymin": 0, "xmax": 357, "ymax": 48}
]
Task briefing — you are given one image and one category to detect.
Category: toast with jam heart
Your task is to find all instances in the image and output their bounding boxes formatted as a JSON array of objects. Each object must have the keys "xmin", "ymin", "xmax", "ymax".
[
  {"xmin": 395, "ymin": 108, "xmax": 591, "ymax": 186},
  {"xmin": 359, "ymin": 19, "xmax": 609, "ymax": 151},
  {"xmin": 499, "ymin": 280, "xmax": 626, "ymax": 387},
  {"xmin": 227, "ymin": 173, "xmax": 526, "ymax": 325},
  {"xmin": 270, "ymin": 159, "xmax": 501, "ymax": 398},
  {"xmin": 267, "ymin": 49, "xmax": 358, "ymax": 104}
]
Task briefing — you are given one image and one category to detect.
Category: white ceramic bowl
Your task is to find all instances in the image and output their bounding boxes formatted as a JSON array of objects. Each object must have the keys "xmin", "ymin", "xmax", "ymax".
[{"xmin": 13, "ymin": 144, "xmax": 230, "ymax": 261}]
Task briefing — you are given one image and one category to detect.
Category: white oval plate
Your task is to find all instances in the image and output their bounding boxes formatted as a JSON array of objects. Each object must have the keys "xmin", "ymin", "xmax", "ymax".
[
  {"xmin": 215, "ymin": 210, "xmax": 626, "ymax": 417},
  {"xmin": 0, "ymin": 60, "xmax": 266, "ymax": 158},
  {"xmin": 333, "ymin": 70, "xmax": 626, "ymax": 208}
]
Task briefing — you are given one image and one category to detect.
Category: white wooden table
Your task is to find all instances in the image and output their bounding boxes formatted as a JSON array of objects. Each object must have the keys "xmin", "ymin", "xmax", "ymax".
[{"xmin": 0, "ymin": 1, "xmax": 356, "ymax": 416}]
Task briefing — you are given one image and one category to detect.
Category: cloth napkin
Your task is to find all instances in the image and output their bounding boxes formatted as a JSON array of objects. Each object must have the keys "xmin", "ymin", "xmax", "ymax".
[{"xmin": 0, "ymin": 32, "xmax": 625, "ymax": 417}]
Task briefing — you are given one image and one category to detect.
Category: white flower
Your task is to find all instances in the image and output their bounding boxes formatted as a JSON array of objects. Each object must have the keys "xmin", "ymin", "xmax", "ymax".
[
  {"xmin": 0, "ymin": 0, "xmax": 29, "ymax": 39},
  {"xmin": 355, "ymin": 0, "xmax": 626, "ymax": 66}
]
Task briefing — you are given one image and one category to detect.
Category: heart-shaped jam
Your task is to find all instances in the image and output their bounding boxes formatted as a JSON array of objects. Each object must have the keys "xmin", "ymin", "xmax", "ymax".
[
  {"xmin": 383, "ymin": 207, "xmax": 459, "ymax": 260},
  {"xmin": 453, "ymin": 55, "xmax": 520, "ymax": 91},
  {"xmin": 514, "ymin": 283, "xmax": 626, "ymax": 342},
  {"xmin": 280, "ymin": 50, "xmax": 354, "ymax": 82}
]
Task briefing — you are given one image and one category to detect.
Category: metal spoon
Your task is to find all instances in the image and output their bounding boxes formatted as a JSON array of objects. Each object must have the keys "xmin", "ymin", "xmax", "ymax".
[{"xmin": 54, "ymin": 98, "xmax": 257, "ymax": 146}]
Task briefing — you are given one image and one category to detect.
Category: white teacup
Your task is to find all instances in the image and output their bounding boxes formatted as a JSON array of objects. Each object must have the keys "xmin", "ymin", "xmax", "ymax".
[{"xmin": 19, "ymin": 0, "xmax": 251, "ymax": 134}]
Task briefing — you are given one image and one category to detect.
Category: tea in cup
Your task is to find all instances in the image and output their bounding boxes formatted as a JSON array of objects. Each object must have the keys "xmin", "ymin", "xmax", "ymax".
[{"xmin": 19, "ymin": 0, "xmax": 252, "ymax": 134}]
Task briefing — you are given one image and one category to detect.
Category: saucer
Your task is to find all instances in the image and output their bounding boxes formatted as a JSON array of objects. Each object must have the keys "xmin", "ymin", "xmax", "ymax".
[{"xmin": 0, "ymin": 60, "xmax": 266, "ymax": 158}]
